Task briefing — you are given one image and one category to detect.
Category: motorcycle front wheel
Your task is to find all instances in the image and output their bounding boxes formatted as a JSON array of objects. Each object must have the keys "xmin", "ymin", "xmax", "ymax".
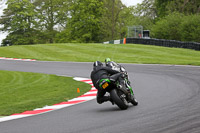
[{"xmin": 110, "ymin": 89, "xmax": 128, "ymax": 110}]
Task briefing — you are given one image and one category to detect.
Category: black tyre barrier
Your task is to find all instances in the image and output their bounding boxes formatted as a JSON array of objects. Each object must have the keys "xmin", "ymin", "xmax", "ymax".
[{"xmin": 126, "ymin": 38, "xmax": 200, "ymax": 51}]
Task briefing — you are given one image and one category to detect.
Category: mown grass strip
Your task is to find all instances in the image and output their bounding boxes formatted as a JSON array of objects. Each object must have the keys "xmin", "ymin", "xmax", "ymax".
[
  {"xmin": 0, "ymin": 70, "xmax": 91, "ymax": 116},
  {"xmin": 0, "ymin": 43, "xmax": 200, "ymax": 65}
]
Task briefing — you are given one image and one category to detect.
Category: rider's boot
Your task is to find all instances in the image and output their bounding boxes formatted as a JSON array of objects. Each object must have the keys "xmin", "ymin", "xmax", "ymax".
[{"xmin": 98, "ymin": 96, "xmax": 114, "ymax": 105}]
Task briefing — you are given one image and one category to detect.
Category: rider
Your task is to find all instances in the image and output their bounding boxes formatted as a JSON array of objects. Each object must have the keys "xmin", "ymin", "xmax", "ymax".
[
  {"xmin": 91, "ymin": 59, "xmax": 138, "ymax": 106},
  {"xmin": 90, "ymin": 61, "xmax": 120, "ymax": 104},
  {"xmin": 105, "ymin": 58, "xmax": 138, "ymax": 106}
]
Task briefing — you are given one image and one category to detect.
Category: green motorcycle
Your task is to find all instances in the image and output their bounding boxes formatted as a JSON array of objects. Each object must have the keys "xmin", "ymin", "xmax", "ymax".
[{"xmin": 99, "ymin": 66, "xmax": 138, "ymax": 110}]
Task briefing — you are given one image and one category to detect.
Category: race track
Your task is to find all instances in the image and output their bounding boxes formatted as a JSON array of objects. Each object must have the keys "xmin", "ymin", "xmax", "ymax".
[{"xmin": 0, "ymin": 60, "xmax": 200, "ymax": 133}]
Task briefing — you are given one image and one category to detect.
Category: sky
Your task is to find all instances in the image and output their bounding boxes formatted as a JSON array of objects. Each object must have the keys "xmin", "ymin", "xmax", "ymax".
[{"xmin": 121, "ymin": 0, "xmax": 143, "ymax": 7}]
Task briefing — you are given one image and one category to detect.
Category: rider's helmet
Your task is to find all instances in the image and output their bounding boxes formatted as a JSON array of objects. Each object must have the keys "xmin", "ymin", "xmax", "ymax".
[
  {"xmin": 93, "ymin": 61, "xmax": 103, "ymax": 67},
  {"xmin": 105, "ymin": 58, "xmax": 112, "ymax": 67},
  {"xmin": 105, "ymin": 58, "xmax": 111, "ymax": 64},
  {"xmin": 105, "ymin": 58, "xmax": 121, "ymax": 72}
]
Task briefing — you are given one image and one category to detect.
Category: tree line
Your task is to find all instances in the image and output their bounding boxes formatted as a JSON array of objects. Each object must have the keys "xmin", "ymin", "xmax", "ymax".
[
  {"xmin": 0, "ymin": 0, "xmax": 200, "ymax": 45},
  {"xmin": 152, "ymin": 0, "xmax": 200, "ymax": 42}
]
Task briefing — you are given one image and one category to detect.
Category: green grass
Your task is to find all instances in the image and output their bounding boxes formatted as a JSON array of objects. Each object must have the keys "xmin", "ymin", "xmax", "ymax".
[
  {"xmin": 0, "ymin": 43, "xmax": 200, "ymax": 65},
  {"xmin": 0, "ymin": 70, "xmax": 91, "ymax": 116},
  {"xmin": 0, "ymin": 43, "xmax": 200, "ymax": 115}
]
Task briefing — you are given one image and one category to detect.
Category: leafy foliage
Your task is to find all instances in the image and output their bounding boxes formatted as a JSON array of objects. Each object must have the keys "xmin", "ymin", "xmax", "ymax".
[
  {"xmin": 100, "ymin": 0, "xmax": 125, "ymax": 41},
  {"xmin": 151, "ymin": 12, "xmax": 200, "ymax": 42},
  {"xmin": 62, "ymin": 0, "xmax": 104, "ymax": 43},
  {"xmin": 0, "ymin": 0, "xmax": 200, "ymax": 45},
  {"xmin": 127, "ymin": 0, "xmax": 155, "ymax": 31},
  {"xmin": 179, "ymin": 14, "xmax": 200, "ymax": 42},
  {"xmin": 33, "ymin": 0, "xmax": 70, "ymax": 43},
  {"xmin": 155, "ymin": 0, "xmax": 170, "ymax": 18},
  {"xmin": 167, "ymin": 0, "xmax": 200, "ymax": 15},
  {"xmin": 2, "ymin": 29, "xmax": 47, "ymax": 45},
  {"xmin": 0, "ymin": 0, "xmax": 36, "ymax": 32},
  {"xmin": 0, "ymin": 0, "xmax": 40, "ymax": 45},
  {"xmin": 151, "ymin": 12, "xmax": 183, "ymax": 40}
]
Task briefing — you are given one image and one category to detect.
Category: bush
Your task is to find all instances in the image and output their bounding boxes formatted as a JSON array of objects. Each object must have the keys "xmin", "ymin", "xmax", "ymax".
[
  {"xmin": 179, "ymin": 14, "xmax": 200, "ymax": 42},
  {"xmin": 2, "ymin": 29, "xmax": 47, "ymax": 45},
  {"xmin": 55, "ymin": 30, "xmax": 71, "ymax": 43},
  {"xmin": 151, "ymin": 12, "xmax": 200, "ymax": 43},
  {"xmin": 151, "ymin": 12, "xmax": 183, "ymax": 40}
]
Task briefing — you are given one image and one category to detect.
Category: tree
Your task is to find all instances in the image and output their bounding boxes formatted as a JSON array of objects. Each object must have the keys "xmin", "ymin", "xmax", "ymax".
[
  {"xmin": 180, "ymin": 14, "xmax": 200, "ymax": 42},
  {"xmin": 0, "ymin": 0, "xmax": 36, "ymax": 32},
  {"xmin": 57, "ymin": 0, "xmax": 104, "ymax": 43},
  {"xmin": 167, "ymin": 0, "xmax": 200, "ymax": 15},
  {"xmin": 117, "ymin": 7, "xmax": 132, "ymax": 39},
  {"xmin": 127, "ymin": 0, "xmax": 156, "ymax": 31},
  {"xmin": 134, "ymin": 0, "xmax": 157, "ymax": 19},
  {"xmin": 151, "ymin": 12, "xmax": 183, "ymax": 40},
  {"xmin": 151, "ymin": 0, "xmax": 200, "ymax": 42},
  {"xmin": 155, "ymin": 0, "xmax": 200, "ymax": 18},
  {"xmin": 2, "ymin": 29, "xmax": 46, "ymax": 45},
  {"xmin": 0, "ymin": 0, "xmax": 39, "ymax": 45},
  {"xmin": 155, "ymin": 0, "xmax": 170, "ymax": 18},
  {"xmin": 100, "ymin": 0, "xmax": 125, "ymax": 41},
  {"xmin": 33, "ymin": 0, "xmax": 70, "ymax": 43}
]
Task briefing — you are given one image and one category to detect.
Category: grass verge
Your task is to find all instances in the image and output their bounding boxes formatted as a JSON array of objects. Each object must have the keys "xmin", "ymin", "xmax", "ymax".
[
  {"xmin": 0, "ymin": 43, "xmax": 200, "ymax": 65},
  {"xmin": 0, "ymin": 70, "xmax": 91, "ymax": 116}
]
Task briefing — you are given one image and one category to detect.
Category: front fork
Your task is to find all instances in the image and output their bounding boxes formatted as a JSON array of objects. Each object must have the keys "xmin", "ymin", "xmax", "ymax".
[
  {"xmin": 124, "ymin": 78, "xmax": 134, "ymax": 95},
  {"xmin": 116, "ymin": 78, "xmax": 134, "ymax": 102}
]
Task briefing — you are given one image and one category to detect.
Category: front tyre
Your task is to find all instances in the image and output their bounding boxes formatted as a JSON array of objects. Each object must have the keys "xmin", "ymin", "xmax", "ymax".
[
  {"xmin": 130, "ymin": 95, "xmax": 138, "ymax": 106},
  {"xmin": 110, "ymin": 89, "xmax": 128, "ymax": 110}
]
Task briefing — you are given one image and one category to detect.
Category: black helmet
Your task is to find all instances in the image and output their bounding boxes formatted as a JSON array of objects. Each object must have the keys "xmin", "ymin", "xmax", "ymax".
[
  {"xmin": 105, "ymin": 60, "xmax": 121, "ymax": 72},
  {"xmin": 93, "ymin": 61, "xmax": 103, "ymax": 67}
]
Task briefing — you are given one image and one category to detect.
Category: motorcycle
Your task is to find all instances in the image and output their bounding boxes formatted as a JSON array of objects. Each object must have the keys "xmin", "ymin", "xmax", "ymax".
[{"xmin": 99, "ymin": 66, "xmax": 137, "ymax": 110}]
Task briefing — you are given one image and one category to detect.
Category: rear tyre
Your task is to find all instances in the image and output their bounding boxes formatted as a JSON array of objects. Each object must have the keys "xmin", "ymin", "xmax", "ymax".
[{"xmin": 110, "ymin": 89, "xmax": 128, "ymax": 110}]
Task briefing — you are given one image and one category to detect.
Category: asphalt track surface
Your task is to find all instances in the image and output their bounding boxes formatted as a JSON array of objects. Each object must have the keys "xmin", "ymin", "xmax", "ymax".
[{"xmin": 0, "ymin": 60, "xmax": 200, "ymax": 133}]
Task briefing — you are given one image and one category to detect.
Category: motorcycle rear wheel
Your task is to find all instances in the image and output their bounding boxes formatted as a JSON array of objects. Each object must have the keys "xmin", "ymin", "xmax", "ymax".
[{"xmin": 110, "ymin": 89, "xmax": 128, "ymax": 110}]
